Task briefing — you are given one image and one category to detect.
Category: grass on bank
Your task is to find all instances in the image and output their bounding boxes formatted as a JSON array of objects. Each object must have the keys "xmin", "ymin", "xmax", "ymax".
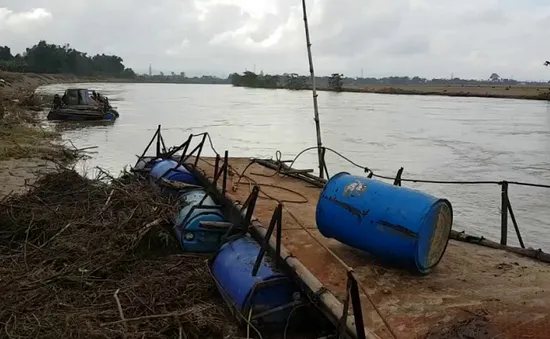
[
  {"xmin": 342, "ymin": 83, "xmax": 550, "ymax": 100},
  {"xmin": 0, "ymin": 93, "xmax": 80, "ymax": 162}
]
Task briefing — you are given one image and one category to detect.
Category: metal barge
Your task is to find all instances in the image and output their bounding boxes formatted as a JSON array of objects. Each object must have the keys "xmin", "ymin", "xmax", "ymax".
[
  {"xmin": 133, "ymin": 127, "xmax": 550, "ymax": 339},
  {"xmin": 184, "ymin": 153, "xmax": 550, "ymax": 339},
  {"xmin": 138, "ymin": 143, "xmax": 550, "ymax": 338}
]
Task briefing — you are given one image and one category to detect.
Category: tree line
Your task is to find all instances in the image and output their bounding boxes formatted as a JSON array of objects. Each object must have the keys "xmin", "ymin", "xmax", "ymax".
[
  {"xmin": 0, "ymin": 41, "xmax": 136, "ymax": 78},
  {"xmin": 135, "ymin": 73, "xmax": 229, "ymax": 84},
  {"xmin": 230, "ymin": 71, "xmax": 550, "ymax": 90}
]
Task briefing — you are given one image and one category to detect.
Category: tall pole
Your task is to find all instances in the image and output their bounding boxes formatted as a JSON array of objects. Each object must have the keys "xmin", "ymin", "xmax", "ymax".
[{"xmin": 301, "ymin": 0, "xmax": 324, "ymax": 179}]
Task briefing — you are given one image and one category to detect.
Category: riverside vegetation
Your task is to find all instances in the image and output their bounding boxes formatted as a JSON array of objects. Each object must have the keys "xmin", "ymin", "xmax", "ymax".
[
  {"xmin": 229, "ymin": 71, "xmax": 550, "ymax": 100},
  {"xmin": 3, "ymin": 40, "xmax": 549, "ymax": 99}
]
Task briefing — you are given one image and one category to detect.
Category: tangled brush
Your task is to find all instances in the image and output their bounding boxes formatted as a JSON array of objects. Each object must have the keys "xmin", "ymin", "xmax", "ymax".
[{"xmin": 0, "ymin": 167, "xmax": 240, "ymax": 339}]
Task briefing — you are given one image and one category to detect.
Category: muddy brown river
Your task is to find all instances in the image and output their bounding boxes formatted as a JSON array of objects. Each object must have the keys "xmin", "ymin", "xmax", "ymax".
[{"xmin": 37, "ymin": 83, "xmax": 550, "ymax": 251}]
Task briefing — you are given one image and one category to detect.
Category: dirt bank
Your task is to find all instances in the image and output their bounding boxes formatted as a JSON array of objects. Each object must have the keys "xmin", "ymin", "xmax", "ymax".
[
  {"xmin": 338, "ymin": 83, "xmax": 550, "ymax": 100},
  {"xmin": 0, "ymin": 71, "xmax": 83, "ymax": 198},
  {"xmin": 0, "ymin": 71, "xmax": 81, "ymax": 97}
]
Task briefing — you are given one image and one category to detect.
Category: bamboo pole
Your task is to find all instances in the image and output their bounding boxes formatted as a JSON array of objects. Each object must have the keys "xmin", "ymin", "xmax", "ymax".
[{"xmin": 301, "ymin": 0, "xmax": 324, "ymax": 179}]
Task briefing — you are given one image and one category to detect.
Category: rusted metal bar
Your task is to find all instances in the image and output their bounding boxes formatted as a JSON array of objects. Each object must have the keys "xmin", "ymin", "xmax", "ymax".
[
  {"xmin": 284, "ymin": 169, "xmax": 315, "ymax": 174},
  {"xmin": 321, "ymin": 147, "xmax": 330, "ymax": 179},
  {"xmin": 135, "ymin": 125, "xmax": 160, "ymax": 167},
  {"xmin": 339, "ymin": 273, "xmax": 366, "ymax": 339},
  {"xmin": 214, "ymin": 154, "xmax": 220, "ymax": 183},
  {"xmin": 222, "ymin": 186, "xmax": 259, "ymax": 243},
  {"xmin": 501, "ymin": 181, "xmax": 509, "ymax": 246},
  {"xmin": 393, "ymin": 167, "xmax": 404, "ymax": 186},
  {"xmin": 240, "ymin": 186, "xmax": 259, "ymax": 213},
  {"xmin": 451, "ymin": 230, "xmax": 550, "ymax": 263},
  {"xmin": 155, "ymin": 124, "xmax": 161, "ymax": 157},
  {"xmin": 222, "ymin": 150, "xmax": 229, "ymax": 195},
  {"xmin": 254, "ymin": 158, "xmax": 326, "ymax": 187},
  {"xmin": 348, "ymin": 272, "xmax": 366, "ymax": 339},
  {"xmin": 242, "ymin": 186, "xmax": 259, "ymax": 231},
  {"xmin": 198, "ymin": 221, "xmax": 233, "ymax": 230},
  {"xmin": 181, "ymin": 136, "xmax": 206, "ymax": 165},
  {"xmin": 252, "ymin": 204, "xmax": 282, "ymax": 277},
  {"xmin": 505, "ymin": 195, "xmax": 525, "ymax": 249},
  {"xmin": 193, "ymin": 133, "xmax": 207, "ymax": 168},
  {"xmin": 338, "ymin": 278, "xmax": 351, "ymax": 339},
  {"xmin": 214, "ymin": 158, "xmax": 224, "ymax": 182},
  {"xmin": 164, "ymin": 134, "xmax": 191, "ymax": 160},
  {"xmin": 275, "ymin": 206, "xmax": 282, "ymax": 269},
  {"xmin": 159, "ymin": 130, "xmax": 167, "ymax": 154}
]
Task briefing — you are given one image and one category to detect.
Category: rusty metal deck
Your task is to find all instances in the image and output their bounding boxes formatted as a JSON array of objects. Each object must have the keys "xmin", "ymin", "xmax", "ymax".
[{"xmin": 194, "ymin": 157, "xmax": 550, "ymax": 339}]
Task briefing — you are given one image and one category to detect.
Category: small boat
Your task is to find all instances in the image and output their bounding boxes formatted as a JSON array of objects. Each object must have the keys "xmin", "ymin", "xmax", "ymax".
[{"xmin": 47, "ymin": 88, "xmax": 119, "ymax": 121}]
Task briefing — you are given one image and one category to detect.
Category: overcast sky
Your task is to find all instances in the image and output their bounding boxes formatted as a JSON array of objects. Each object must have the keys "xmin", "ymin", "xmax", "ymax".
[{"xmin": 1, "ymin": 0, "xmax": 550, "ymax": 80}]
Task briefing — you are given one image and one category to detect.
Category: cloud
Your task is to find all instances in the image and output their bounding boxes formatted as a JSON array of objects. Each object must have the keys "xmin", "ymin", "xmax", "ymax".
[
  {"xmin": 0, "ymin": 8, "xmax": 52, "ymax": 33},
  {"xmin": 1, "ymin": 0, "xmax": 550, "ymax": 80}
]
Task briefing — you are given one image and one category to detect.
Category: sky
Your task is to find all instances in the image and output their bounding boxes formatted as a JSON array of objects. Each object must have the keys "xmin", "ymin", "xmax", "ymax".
[{"xmin": 1, "ymin": 0, "xmax": 550, "ymax": 80}]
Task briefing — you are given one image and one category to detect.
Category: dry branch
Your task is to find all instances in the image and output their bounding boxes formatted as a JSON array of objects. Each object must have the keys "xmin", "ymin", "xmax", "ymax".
[{"xmin": 0, "ymin": 167, "xmax": 237, "ymax": 339}]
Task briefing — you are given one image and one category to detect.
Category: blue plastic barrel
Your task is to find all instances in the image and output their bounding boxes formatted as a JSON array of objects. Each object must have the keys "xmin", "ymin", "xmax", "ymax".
[
  {"xmin": 133, "ymin": 156, "xmax": 158, "ymax": 171},
  {"xmin": 211, "ymin": 236, "xmax": 300, "ymax": 326},
  {"xmin": 149, "ymin": 159, "xmax": 198, "ymax": 185},
  {"xmin": 175, "ymin": 189, "xmax": 226, "ymax": 252},
  {"xmin": 316, "ymin": 172, "xmax": 453, "ymax": 274},
  {"xmin": 103, "ymin": 112, "xmax": 116, "ymax": 120}
]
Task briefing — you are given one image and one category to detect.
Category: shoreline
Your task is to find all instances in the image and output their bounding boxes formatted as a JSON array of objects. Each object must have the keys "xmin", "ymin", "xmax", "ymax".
[
  {"xmin": 6, "ymin": 70, "xmax": 549, "ymax": 101},
  {"xmin": 233, "ymin": 83, "xmax": 550, "ymax": 101},
  {"xmin": 0, "ymin": 71, "xmax": 83, "ymax": 198},
  {"xmin": 321, "ymin": 84, "xmax": 550, "ymax": 101}
]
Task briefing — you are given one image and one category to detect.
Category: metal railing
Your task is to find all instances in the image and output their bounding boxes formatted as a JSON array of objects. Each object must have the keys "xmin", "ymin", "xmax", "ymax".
[{"xmin": 283, "ymin": 145, "xmax": 550, "ymax": 250}]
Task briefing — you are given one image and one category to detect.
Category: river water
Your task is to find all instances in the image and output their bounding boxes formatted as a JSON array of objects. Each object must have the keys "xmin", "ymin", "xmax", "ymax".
[{"xmin": 37, "ymin": 83, "xmax": 550, "ymax": 251}]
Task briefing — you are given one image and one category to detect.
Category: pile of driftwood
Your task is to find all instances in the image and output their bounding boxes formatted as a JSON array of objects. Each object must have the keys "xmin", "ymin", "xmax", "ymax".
[{"xmin": 0, "ymin": 168, "xmax": 239, "ymax": 338}]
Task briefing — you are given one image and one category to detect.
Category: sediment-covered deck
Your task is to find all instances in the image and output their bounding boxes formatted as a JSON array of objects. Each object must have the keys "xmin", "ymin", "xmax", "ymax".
[{"xmin": 191, "ymin": 156, "xmax": 550, "ymax": 339}]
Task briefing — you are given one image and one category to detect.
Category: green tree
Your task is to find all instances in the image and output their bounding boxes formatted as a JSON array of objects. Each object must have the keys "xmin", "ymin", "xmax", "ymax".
[
  {"xmin": 0, "ymin": 46, "xmax": 12, "ymax": 61},
  {"xmin": 0, "ymin": 40, "xmax": 135, "ymax": 78},
  {"xmin": 284, "ymin": 73, "xmax": 308, "ymax": 90},
  {"xmin": 328, "ymin": 73, "xmax": 343, "ymax": 91}
]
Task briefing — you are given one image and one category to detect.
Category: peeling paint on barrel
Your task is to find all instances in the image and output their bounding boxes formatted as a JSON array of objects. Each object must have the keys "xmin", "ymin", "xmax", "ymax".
[{"xmin": 316, "ymin": 172, "xmax": 453, "ymax": 274}]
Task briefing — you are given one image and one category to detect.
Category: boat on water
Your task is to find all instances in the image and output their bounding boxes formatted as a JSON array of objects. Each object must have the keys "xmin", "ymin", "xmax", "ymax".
[{"xmin": 47, "ymin": 88, "xmax": 119, "ymax": 121}]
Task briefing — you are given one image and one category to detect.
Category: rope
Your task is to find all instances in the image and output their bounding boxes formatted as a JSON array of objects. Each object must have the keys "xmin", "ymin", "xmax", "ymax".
[
  {"xmin": 281, "ymin": 205, "xmax": 399, "ymax": 339},
  {"xmin": 283, "ymin": 145, "xmax": 550, "ymax": 188}
]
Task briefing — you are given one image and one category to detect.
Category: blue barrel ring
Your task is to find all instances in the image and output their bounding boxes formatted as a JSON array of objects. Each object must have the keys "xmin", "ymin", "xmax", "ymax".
[
  {"xmin": 175, "ymin": 189, "xmax": 226, "ymax": 253},
  {"xmin": 211, "ymin": 236, "xmax": 300, "ymax": 325},
  {"xmin": 149, "ymin": 159, "xmax": 198, "ymax": 186},
  {"xmin": 134, "ymin": 156, "xmax": 158, "ymax": 171}
]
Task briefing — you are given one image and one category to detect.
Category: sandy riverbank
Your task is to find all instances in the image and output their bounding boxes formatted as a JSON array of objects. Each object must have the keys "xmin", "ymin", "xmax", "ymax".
[
  {"xmin": 0, "ymin": 71, "xmax": 83, "ymax": 198},
  {"xmin": 338, "ymin": 83, "xmax": 550, "ymax": 100}
]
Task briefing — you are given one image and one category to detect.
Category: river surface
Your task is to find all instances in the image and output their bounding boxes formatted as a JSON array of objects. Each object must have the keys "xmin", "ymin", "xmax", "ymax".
[{"xmin": 37, "ymin": 83, "xmax": 550, "ymax": 250}]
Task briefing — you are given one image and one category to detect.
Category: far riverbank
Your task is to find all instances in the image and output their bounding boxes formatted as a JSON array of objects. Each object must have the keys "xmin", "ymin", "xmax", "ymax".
[
  {"xmin": 4, "ymin": 70, "xmax": 550, "ymax": 101},
  {"xmin": 232, "ymin": 83, "xmax": 550, "ymax": 101}
]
